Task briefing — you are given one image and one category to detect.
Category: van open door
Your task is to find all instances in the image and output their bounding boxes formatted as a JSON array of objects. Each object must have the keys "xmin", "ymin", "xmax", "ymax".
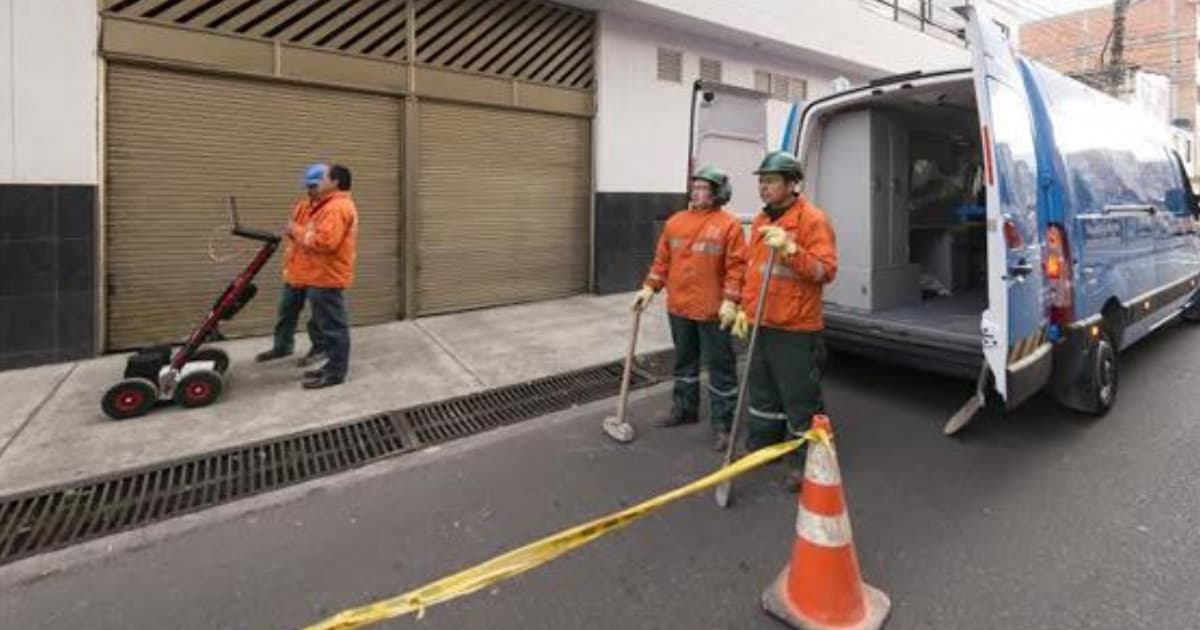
[
  {"xmin": 689, "ymin": 80, "xmax": 770, "ymax": 221},
  {"xmin": 945, "ymin": 5, "xmax": 1051, "ymax": 434}
]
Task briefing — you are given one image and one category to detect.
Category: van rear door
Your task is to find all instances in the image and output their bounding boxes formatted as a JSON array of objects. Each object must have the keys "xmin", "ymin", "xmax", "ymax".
[
  {"xmin": 689, "ymin": 80, "xmax": 770, "ymax": 222},
  {"xmin": 961, "ymin": 6, "xmax": 1050, "ymax": 407}
]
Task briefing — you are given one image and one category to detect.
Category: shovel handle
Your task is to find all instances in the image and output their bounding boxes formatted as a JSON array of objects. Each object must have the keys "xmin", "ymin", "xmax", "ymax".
[
  {"xmin": 721, "ymin": 248, "xmax": 778, "ymax": 468},
  {"xmin": 614, "ymin": 308, "xmax": 642, "ymax": 425}
]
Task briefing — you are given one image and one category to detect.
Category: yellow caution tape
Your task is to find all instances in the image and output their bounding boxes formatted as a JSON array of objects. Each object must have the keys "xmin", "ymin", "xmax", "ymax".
[{"xmin": 299, "ymin": 430, "xmax": 827, "ymax": 630}]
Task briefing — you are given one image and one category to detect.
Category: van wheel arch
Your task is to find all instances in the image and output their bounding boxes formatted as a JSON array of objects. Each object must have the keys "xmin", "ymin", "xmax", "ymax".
[{"xmin": 1101, "ymin": 299, "xmax": 1125, "ymax": 348}]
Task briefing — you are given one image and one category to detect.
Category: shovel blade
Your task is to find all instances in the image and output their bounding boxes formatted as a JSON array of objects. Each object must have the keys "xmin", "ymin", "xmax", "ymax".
[
  {"xmin": 714, "ymin": 481, "xmax": 732, "ymax": 508},
  {"xmin": 602, "ymin": 416, "xmax": 636, "ymax": 444},
  {"xmin": 944, "ymin": 393, "xmax": 984, "ymax": 436}
]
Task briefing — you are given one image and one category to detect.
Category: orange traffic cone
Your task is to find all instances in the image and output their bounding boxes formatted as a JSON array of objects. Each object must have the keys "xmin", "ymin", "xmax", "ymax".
[{"xmin": 761, "ymin": 415, "xmax": 891, "ymax": 630}]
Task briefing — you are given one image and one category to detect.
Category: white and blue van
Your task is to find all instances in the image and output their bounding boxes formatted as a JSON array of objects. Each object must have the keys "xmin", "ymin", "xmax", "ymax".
[{"xmin": 794, "ymin": 6, "xmax": 1200, "ymax": 430}]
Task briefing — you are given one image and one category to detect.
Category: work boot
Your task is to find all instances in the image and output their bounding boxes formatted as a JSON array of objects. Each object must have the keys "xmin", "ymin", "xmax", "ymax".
[
  {"xmin": 296, "ymin": 349, "xmax": 326, "ymax": 368},
  {"xmin": 655, "ymin": 410, "xmax": 699, "ymax": 428},
  {"xmin": 302, "ymin": 373, "xmax": 344, "ymax": 390},
  {"xmin": 255, "ymin": 348, "xmax": 292, "ymax": 363},
  {"xmin": 303, "ymin": 368, "xmax": 324, "ymax": 380},
  {"xmin": 712, "ymin": 430, "xmax": 731, "ymax": 453}
]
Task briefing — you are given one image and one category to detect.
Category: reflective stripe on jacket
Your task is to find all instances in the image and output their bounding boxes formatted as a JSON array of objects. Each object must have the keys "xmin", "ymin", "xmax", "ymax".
[
  {"xmin": 741, "ymin": 196, "xmax": 837, "ymax": 332},
  {"xmin": 645, "ymin": 207, "xmax": 747, "ymax": 321},
  {"xmin": 284, "ymin": 191, "xmax": 359, "ymax": 289}
]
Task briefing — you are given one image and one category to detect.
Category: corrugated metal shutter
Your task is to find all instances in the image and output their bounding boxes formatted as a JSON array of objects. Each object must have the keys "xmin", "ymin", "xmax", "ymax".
[
  {"xmin": 105, "ymin": 64, "xmax": 402, "ymax": 349},
  {"xmin": 415, "ymin": 102, "xmax": 589, "ymax": 314}
]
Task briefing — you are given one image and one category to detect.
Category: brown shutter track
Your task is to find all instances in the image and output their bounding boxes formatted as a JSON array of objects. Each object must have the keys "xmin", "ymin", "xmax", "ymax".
[{"xmin": 414, "ymin": 101, "xmax": 589, "ymax": 314}]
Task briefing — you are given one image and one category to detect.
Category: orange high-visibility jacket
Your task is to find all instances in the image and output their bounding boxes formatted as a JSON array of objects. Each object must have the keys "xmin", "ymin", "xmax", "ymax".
[
  {"xmin": 284, "ymin": 191, "xmax": 359, "ymax": 289},
  {"xmin": 645, "ymin": 207, "xmax": 747, "ymax": 322},
  {"xmin": 741, "ymin": 196, "xmax": 837, "ymax": 332}
]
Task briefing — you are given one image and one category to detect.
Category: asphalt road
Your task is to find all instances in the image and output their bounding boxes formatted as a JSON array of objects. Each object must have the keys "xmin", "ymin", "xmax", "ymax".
[{"xmin": 3, "ymin": 320, "xmax": 1200, "ymax": 629}]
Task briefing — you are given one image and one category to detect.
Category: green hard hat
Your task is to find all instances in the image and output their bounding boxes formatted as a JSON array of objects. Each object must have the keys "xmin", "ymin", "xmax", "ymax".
[
  {"xmin": 691, "ymin": 165, "xmax": 732, "ymax": 204},
  {"xmin": 753, "ymin": 150, "xmax": 803, "ymax": 180}
]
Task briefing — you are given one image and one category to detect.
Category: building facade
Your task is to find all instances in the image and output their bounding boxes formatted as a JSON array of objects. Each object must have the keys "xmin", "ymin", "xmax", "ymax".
[
  {"xmin": 0, "ymin": 0, "xmax": 969, "ymax": 370},
  {"xmin": 1020, "ymin": 0, "xmax": 1198, "ymax": 133}
]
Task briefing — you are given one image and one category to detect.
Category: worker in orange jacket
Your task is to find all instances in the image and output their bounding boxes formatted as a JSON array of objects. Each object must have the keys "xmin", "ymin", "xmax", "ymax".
[
  {"xmin": 633, "ymin": 166, "xmax": 747, "ymax": 451},
  {"xmin": 259, "ymin": 162, "xmax": 359, "ymax": 389},
  {"xmin": 256, "ymin": 163, "xmax": 330, "ymax": 369},
  {"xmin": 727, "ymin": 151, "xmax": 837, "ymax": 489}
]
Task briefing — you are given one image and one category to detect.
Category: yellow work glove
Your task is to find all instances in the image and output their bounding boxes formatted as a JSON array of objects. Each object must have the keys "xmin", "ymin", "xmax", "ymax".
[
  {"xmin": 730, "ymin": 310, "xmax": 750, "ymax": 341},
  {"xmin": 758, "ymin": 225, "xmax": 798, "ymax": 257},
  {"xmin": 718, "ymin": 299, "xmax": 738, "ymax": 330},
  {"xmin": 632, "ymin": 285, "xmax": 655, "ymax": 312}
]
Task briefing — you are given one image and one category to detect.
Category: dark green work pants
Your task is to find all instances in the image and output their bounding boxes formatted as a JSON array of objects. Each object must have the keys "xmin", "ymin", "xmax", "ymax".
[
  {"xmin": 745, "ymin": 327, "xmax": 826, "ymax": 455},
  {"xmin": 668, "ymin": 314, "xmax": 738, "ymax": 432}
]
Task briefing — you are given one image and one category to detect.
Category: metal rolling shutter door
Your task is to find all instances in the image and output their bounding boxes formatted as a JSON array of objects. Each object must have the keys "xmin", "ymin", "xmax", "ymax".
[
  {"xmin": 415, "ymin": 101, "xmax": 590, "ymax": 315},
  {"xmin": 105, "ymin": 64, "xmax": 402, "ymax": 349}
]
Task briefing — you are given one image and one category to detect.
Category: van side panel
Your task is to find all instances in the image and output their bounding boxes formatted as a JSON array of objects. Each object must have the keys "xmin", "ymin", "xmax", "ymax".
[{"xmin": 1026, "ymin": 63, "xmax": 1181, "ymax": 323}]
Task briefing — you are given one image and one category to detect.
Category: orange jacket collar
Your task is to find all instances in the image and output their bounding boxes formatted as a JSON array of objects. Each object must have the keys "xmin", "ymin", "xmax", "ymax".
[{"xmin": 761, "ymin": 195, "xmax": 808, "ymax": 225}]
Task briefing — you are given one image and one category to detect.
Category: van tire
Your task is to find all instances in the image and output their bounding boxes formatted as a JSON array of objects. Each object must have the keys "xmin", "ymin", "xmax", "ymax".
[{"xmin": 1082, "ymin": 335, "xmax": 1118, "ymax": 416}]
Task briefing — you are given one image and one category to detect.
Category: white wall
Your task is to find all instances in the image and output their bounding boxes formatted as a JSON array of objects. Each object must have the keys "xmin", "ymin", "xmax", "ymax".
[
  {"xmin": 0, "ymin": 0, "xmax": 97, "ymax": 184},
  {"xmin": 571, "ymin": 0, "xmax": 970, "ymax": 77},
  {"xmin": 595, "ymin": 13, "xmax": 871, "ymax": 194}
]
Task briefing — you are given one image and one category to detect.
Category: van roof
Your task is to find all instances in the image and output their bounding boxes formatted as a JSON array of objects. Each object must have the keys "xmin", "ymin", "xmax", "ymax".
[{"xmin": 795, "ymin": 67, "xmax": 972, "ymax": 155}]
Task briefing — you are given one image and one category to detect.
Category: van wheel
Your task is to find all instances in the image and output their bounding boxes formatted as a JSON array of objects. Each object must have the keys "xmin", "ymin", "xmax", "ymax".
[{"xmin": 1083, "ymin": 335, "xmax": 1118, "ymax": 416}]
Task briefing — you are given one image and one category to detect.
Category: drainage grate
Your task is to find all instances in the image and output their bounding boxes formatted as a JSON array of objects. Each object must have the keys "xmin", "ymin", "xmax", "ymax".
[
  {"xmin": 406, "ymin": 363, "xmax": 649, "ymax": 444},
  {"xmin": 0, "ymin": 352, "xmax": 672, "ymax": 566}
]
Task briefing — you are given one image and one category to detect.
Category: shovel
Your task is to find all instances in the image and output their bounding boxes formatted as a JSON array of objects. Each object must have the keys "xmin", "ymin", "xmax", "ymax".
[
  {"xmin": 602, "ymin": 307, "xmax": 643, "ymax": 443},
  {"xmin": 715, "ymin": 248, "xmax": 778, "ymax": 508}
]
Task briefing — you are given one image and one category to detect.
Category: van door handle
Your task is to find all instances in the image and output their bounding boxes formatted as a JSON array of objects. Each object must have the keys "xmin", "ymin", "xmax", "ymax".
[
  {"xmin": 1009, "ymin": 260, "xmax": 1035, "ymax": 277},
  {"xmin": 1103, "ymin": 204, "xmax": 1156, "ymax": 215}
]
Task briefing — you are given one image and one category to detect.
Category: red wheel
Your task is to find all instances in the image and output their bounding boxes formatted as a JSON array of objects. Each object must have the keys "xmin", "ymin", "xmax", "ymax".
[
  {"xmin": 174, "ymin": 369, "xmax": 224, "ymax": 408},
  {"xmin": 102, "ymin": 378, "xmax": 158, "ymax": 420}
]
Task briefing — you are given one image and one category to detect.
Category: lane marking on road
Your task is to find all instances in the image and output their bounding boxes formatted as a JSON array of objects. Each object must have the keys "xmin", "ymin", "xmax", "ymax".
[{"xmin": 299, "ymin": 430, "xmax": 830, "ymax": 630}]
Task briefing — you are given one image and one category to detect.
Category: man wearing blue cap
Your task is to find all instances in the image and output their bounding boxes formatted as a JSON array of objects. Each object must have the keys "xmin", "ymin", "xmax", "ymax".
[{"xmin": 254, "ymin": 163, "xmax": 331, "ymax": 367}]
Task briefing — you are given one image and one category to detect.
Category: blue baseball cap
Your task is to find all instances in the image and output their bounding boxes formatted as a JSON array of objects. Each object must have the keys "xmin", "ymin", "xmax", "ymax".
[{"xmin": 303, "ymin": 163, "xmax": 329, "ymax": 188}]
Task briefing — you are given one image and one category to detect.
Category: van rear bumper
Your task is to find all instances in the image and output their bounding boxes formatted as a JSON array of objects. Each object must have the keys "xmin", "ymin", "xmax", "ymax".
[
  {"xmin": 823, "ymin": 312, "xmax": 981, "ymax": 379},
  {"xmin": 1006, "ymin": 342, "xmax": 1053, "ymax": 408}
]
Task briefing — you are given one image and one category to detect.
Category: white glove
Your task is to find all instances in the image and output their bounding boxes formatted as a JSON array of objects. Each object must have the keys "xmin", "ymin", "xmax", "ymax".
[
  {"xmin": 730, "ymin": 310, "xmax": 750, "ymax": 341},
  {"xmin": 632, "ymin": 285, "xmax": 655, "ymax": 312},
  {"xmin": 759, "ymin": 225, "xmax": 799, "ymax": 257},
  {"xmin": 718, "ymin": 299, "xmax": 738, "ymax": 329}
]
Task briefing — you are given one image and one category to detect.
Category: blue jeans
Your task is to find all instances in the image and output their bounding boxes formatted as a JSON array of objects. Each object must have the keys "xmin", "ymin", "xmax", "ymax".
[
  {"xmin": 307, "ymin": 287, "xmax": 350, "ymax": 380},
  {"xmin": 271, "ymin": 284, "xmax": 323, "ymax": 356}
]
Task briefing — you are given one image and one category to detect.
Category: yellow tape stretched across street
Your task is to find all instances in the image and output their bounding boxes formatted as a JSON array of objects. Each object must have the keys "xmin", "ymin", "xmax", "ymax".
[{"xmin": 299, "ymin": 430, "xmax": 829, "ymax": 630}]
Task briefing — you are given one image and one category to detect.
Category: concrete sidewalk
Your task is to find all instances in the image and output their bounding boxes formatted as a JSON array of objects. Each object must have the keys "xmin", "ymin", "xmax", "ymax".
[{"xmin": 0, "ymin": 293, "xmax": 671, "ymax": 495}]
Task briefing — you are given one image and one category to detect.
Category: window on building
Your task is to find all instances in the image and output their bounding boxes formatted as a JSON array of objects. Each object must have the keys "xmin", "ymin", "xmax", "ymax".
[
  {"xmin": 657, "ymin": 48, "xmax": 683, "ymax": 83},
  {"xmin": 754, "ymin": 70, "xmax": 771, "ymax": 93},
  {"xmin": 771, "ymin": 75, "xmax": 808, "ymax": 102},
  {"xmin": 699, "ymin": 57, "xmax": 722, "ymax": 82},
  {"xmin": 755, "ymin": 70, "xmax": 807, "ymax": 102}
]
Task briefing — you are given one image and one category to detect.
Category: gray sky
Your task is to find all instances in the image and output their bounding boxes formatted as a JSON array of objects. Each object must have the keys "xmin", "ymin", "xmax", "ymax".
[{"xmin": 993, "ymin": 0, "xmax": 1117, "ymax": 23}]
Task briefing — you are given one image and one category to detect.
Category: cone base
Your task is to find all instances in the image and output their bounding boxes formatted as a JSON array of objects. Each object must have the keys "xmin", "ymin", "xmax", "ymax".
[{"xmin": 761, "ymin": 567, "xmax": 891, "ymax": 630}]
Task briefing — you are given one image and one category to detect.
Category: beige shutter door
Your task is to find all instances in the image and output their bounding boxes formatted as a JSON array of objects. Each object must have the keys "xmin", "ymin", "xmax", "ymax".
[
  {"xmin": 105, "ymin": 64, "xmax": 402, "ymax": 349},
  {"xmin": 415, "ymin": 102, "xmax": 590, "ymax": 314}
]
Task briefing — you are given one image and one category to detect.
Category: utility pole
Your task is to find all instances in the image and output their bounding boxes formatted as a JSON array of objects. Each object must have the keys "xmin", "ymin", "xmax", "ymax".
[{"xmin": 1107, "ymin": 0, "xmax": 1131, "ymax": 94}]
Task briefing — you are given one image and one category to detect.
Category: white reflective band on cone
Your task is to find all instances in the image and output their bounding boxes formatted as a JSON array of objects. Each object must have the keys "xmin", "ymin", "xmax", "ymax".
[
  {"xmin": 804, "ymin": 441, "xmax": 841, "ymax": 486},
  {"xmin": 796, "ymin": 506, "xmax": 854, "ymax": 548}
]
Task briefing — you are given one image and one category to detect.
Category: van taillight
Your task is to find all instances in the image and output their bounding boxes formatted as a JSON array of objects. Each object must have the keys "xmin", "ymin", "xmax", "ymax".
[{"xmin": 1045, "ymin": 224, "xmax": 1073, "ymax": 324}]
